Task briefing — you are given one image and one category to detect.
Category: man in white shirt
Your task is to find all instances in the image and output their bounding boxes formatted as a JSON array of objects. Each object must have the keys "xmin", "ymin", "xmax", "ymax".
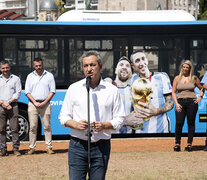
[
  {"xmin": 0, "ymin": 60, "xmax": 22, "ymax": 156},
  {"xmin": 59, "ymin": 50, "xmax": 125, "ymax": 180},
  {"xmin": 25, "ymin": 57, "xmax": 56, "ymax": 155}
]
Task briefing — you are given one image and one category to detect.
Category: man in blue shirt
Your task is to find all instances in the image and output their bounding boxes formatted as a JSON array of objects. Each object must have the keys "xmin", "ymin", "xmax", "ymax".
[
  {"xmin": 0, "ymin": 60, "xmax": 22, "ymax": 156},
  {"xmin": 25, "ymin": 57, "xmax": 56, "ymax": 155}
]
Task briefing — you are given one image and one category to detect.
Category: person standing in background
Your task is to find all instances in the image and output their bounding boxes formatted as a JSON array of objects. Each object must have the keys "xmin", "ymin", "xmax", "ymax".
[
  {"xmin": 59, "ymin": 50, "xmax": 125, "ymax": 180},
  {"xmin": 172, "ymin": 60, "xmax": 203, "ymax": 152},
  {"xmin": 25, "ymin": 57, "xmax": 56, "ymax": 155},
  {"xmin": 0, "ymin": 60, "xmax": 22, "ymax": 156}
]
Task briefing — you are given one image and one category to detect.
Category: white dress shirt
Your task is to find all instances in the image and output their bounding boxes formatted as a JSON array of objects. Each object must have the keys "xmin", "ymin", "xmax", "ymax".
[
  {"xmin": 25, "ymin": 70, "xmax": 56, "ymax": 100},
  {"xmin": 0, "ymin": 74, "xmax": 21, "ymax": 101},
  {"xmin": 59, "ymin": 78, "xmax": 125, "ymax": 142}
]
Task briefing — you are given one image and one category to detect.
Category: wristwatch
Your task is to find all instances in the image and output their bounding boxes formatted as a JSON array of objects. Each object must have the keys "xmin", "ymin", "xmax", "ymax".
[{"xmin": 8, "ymin": 100, "xmax": 12, "ymax": 104}]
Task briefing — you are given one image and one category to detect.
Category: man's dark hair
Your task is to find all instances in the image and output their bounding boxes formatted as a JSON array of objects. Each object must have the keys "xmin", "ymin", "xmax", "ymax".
[
  {"xmin": 0, "ymin": 60, "xmax": 10, "ymax": 67},
  {"xmin": 34, "ymin": 57, "xmax": 43, "ymax": 62}
]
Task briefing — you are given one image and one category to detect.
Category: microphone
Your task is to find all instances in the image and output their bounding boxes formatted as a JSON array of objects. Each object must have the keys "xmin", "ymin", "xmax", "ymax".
[{"xmin": 86, "ymin": 76, "xmax": 91, "ymax": 91}]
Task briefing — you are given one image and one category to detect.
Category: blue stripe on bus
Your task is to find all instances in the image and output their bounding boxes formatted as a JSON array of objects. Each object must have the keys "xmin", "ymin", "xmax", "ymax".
[{"xmin": 1, "ymin": 20, "xmax": 207, "ymax": 26}]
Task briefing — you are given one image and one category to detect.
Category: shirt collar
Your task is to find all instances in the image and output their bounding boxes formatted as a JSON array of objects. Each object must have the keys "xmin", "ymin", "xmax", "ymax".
[
  {"xmin": 83, "ymin": 77, "xmax": 104, "ymax": 89},
  {"xmin": 33, "ymin": 69, "xmax": 47, "ymax": 76},
  {"xmin": 134, "ymin": 72, "xmax": 154, "ymax": 79},
  {"xmin": 99, "ymin": 77, "xmax": 104, "ymax": 86},
  {"xmin": 0, "ymin": 73, "xmax": 13, "ymax": 80}
]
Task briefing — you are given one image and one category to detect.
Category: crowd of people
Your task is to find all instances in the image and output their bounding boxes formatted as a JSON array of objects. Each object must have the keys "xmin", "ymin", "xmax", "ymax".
[{"xmin": 0, "ymin": 50, "xmax": 206, "ymax": 179}]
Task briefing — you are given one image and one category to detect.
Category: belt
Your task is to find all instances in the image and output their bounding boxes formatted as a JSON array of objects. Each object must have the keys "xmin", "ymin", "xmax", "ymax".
[
  {"xmin": 10, "ymin": 102, "xmax": 17, "ymax": 106},
  {"xmin": 35, "ymin": 100, "xmax": 45, "ymax": 103},
  {"xmin": 70, "ymin": 136, "xmax": 109, "ymax": 146}
]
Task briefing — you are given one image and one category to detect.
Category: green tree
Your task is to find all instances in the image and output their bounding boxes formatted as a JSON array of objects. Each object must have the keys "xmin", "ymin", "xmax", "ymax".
[
  {"xmin": 199, "ymin": 10, "xmax": 207, "ymax": 20},
  {"xmin": 56, "ymin": 0, "xmax": 66, "ymax": 16},
  {"xmin": 198, "ymin": 0, "xmax": 207, "ymax": 20}
]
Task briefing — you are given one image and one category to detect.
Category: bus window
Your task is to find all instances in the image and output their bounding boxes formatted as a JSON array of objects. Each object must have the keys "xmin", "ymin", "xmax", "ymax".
[
  {"xmin": 190, "ymin": 39, "xmax": 204, "ymax": 49},
  {"xmin": 99, "ymin": 51, "xmax": 113, "ymax": 78},
  {"xmin": 84, "ymin": 40, "xmax": 113, "ymax": 50},
  {"xmin": 144, "ymin": 38, "xmax": 173, "ymax": 50},
  {"xmin": 3, "ymin": 38, "xmax": 16, "ymax": 66},
  {"xmin": 102, "ymin": 40, "xmax": 113, "ymax": 50},
  {"xmin": 114, "ymin": 38, "xmax": 129, "ymax": 67},
  {"xmin": 68, "ymin": 38, "xmax": 114, "ymax": 83},
  {"xmin": 2, "ymin": 37, "xmax": 62, "ymax": 85},
  {"xmin": 68, "ymin": 39, "xmax": 83, "ymax": 83},
  {"xmin": 191, "ymin": 49, "xmax": 207, "ymax": 79},
  {"xmin": 131, "ymin": 37, "xmax": 185, "ymax": 82},
  {"xmin": 18, "ymin": 39, "xmax": 49, "ymax": 51},
  {"xmin": 85, "ymin": 40, "xmax": 100, "ymax": 49}
]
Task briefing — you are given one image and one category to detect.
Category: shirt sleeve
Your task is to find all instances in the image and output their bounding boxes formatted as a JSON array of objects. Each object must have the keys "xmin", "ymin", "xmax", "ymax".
[
  {"xmin": 49, "ymin": 73, "xmax": 56, "ymax": 93},
  {"xmin": 161, "ymin": 72, "xmax": 172, "ymax": 95},
  {"xmin": 110, "ymin": 88, "xmax": 126, "ymax": 130},
  {"xmin": 12, "ymin": 77, "xmax": 22, "ymax": 100},
  {"xmin": 58, "ymin": 86, "xmax": 73, "ymax": 126},
  {"xmin": 201, "ymin": 72, "xmax": 207, "ymax": 84},
  {"xmin": 25, "ymin": 74, "xmax": 31, "ymax": 95}
]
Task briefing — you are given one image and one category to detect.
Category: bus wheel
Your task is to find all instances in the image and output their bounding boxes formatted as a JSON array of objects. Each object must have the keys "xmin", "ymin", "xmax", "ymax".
[{"xmin": 6, "ymin": 109, "xmax": 29, "ymax": 141}]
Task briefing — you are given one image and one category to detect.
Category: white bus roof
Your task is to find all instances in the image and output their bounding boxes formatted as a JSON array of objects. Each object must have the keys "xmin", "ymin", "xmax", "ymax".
[{"xmin": 57, "ymin": 10, "xmax": 196, "ymax": 22}]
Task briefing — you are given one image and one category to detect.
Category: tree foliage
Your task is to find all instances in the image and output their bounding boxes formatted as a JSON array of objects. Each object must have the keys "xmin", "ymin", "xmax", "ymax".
[
  {"xmin": 198, "ymin": 0, "xmax": 207, "ymax": 20},
  {"xmin": 56, "ymin": 0, "xmax": 66, "ymax": 15},
  {"xmin": 199, "ymin": 10, "xmax": 207, "ymax": 20},
  {"xmin": 199, "ymin": 0, "xmax": 207, "ymax": 14}
]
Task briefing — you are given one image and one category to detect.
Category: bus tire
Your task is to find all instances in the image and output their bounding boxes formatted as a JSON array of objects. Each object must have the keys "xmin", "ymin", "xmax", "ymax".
[{"xmin": 6, "ymin": 109, "xmax": 29, "ymax": 141}]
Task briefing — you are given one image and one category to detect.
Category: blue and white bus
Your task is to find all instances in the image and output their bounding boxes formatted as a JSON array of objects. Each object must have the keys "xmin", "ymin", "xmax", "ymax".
[{"xmin": 1, "ymin": 10, "xmax": 207, "ymax": 140}]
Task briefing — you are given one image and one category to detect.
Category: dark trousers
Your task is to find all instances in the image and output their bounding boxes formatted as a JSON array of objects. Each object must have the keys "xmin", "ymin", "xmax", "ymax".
[
  {"xmin": 68, "ymin": 137, "xmax": 111, "ymax": 180},
  {"xmin": 0, "ymin": 103, "xmax": 20, "ymax": 151},
  {"xmin": 175, "ymin": 98, "xmax": 198, "ymax": 145}
]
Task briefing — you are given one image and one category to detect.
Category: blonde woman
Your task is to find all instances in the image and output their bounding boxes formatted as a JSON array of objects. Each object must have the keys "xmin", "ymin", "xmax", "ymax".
[{"xmin": 172, "ymin": 60, "xmax": 203, "ymax": 152}]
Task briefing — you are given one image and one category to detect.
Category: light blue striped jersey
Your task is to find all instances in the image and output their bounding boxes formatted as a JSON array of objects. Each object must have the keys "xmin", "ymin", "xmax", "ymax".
[
  {"xmin": 201, "ymin": 72, "xmax": 207, "ymax": 84},
  {"xmin": 131, "ymin": 72, "xmax": 172, "ymax": 133},
  {"xmin": 117, "ymin": 85, "xmax": 133, "ymax": 133}
]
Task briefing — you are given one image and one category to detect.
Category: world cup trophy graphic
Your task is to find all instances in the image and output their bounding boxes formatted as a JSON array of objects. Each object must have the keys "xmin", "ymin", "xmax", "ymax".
[{"xmin": 131, "ymin": 78, "xmax": 153, "ymax": 130}]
